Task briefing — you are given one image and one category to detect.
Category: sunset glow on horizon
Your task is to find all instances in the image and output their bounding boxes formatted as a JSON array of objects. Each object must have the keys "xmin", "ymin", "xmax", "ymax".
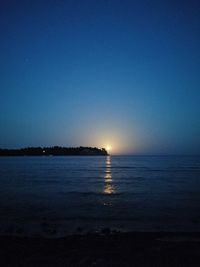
[
  {"xmin": 0, "ymin": 1, "xmax": 199, "ymax": 155},
  {"xmin": 106, "ymin": 146, "xmax": 111, "ymax": 152}
]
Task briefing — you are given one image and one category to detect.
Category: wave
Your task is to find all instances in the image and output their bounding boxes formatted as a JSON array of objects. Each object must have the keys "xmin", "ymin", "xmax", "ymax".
[
  {"xmin": 58, "ymin": 216, "xmax": 141, "ymax": 221},
  {"xmin": 61, "ymin": 191, "xmax": 123, "ymax": 196}
]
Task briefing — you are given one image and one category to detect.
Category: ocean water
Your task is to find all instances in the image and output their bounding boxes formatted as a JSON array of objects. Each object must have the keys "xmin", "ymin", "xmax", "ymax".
[{"xmin": 0, "ymin": 155, "xmax": 200, "ymax": 236}]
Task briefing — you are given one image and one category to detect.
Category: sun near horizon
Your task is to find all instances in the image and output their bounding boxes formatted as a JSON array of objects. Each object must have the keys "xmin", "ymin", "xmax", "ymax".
[{"xmin": 106, "ymin": 146, "xmax": 111, "ymax": 152}]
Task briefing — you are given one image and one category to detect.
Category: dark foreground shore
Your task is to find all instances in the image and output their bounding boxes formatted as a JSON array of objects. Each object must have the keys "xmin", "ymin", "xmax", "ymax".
[{"xmin": 0, "ymin": 232, "xmax": 200, "ymax": 266}]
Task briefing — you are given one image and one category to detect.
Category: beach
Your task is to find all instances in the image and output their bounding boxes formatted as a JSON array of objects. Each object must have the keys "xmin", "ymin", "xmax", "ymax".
[{"xmin": 0, "ymin": 232, "xmax": 200, "ymax": 266}]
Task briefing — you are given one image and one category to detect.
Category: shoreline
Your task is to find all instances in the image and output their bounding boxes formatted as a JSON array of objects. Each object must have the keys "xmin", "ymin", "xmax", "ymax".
[{"xmin": 1, "ymin": 232, "xmax": 200, "ymax": 266}]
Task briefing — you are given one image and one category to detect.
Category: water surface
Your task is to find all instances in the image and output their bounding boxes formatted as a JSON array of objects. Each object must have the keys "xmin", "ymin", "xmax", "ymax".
[{"xmin": 0, "ymin": 155, "xmax": 200, "ymax": 236}]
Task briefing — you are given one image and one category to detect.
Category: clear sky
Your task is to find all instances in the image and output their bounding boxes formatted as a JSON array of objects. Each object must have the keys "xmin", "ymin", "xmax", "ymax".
[{"xmin": 1, "ymin": 0, "xmax": 200, "ymax": 154}]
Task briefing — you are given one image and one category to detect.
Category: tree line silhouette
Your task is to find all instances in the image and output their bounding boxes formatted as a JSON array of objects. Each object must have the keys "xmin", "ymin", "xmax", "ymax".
[{"xmin": 0, "ymin": 146, "xmax": 108, "ymax": 156}]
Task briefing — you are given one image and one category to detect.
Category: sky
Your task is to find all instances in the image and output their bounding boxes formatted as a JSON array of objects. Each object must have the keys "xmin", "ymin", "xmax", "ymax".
[{"xmin": 0, "ymin": 0, "xmax": 200, "ymax": 154}]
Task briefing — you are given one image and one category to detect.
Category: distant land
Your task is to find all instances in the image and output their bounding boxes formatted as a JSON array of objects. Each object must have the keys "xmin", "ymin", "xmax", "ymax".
[{"xmin": 0, "ymin": 146, "xmax": 108, "ymax": 156}]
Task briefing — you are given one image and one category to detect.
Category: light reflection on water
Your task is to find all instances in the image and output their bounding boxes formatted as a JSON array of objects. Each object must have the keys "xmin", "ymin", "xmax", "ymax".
[
  {"xmin": 0, "ymin": 155, "xmax": 200, "ymax": 234},
  {"xmin": 104, "ymin": 156, "xmax": 115, "ymax": 194}
]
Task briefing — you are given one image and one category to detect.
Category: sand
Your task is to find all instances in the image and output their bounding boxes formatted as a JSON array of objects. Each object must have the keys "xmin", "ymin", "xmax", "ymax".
[{"xmin": 0, "ymin": 232, "xmax": 200, "ymax": 266}]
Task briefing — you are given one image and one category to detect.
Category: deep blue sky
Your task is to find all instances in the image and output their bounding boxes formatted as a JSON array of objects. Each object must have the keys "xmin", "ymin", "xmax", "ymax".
[{"xmin": 1, "ymin": 0, "xmax": 200, "ymax": 154}]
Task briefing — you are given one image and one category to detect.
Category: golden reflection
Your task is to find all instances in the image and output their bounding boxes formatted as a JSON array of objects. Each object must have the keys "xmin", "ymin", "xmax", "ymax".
[
  {"xmin": 104, "ymin": 183, "xmax": 115, "ymax": 194},
  {"xmin": 105, "ymin": 174, "xmax": 112, "ymax": 182},
  {"xmin": 105, "ymin": 158, "xmax": 111, "ymax": 166},
  {"xmin": 103, "ymin": 156, "xmax": 115, "ymax": 194}
]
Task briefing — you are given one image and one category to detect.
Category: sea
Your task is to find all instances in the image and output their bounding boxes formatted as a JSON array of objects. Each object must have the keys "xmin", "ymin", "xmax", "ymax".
[{"xmin": 0, "ymin": 155, "xmax": 200, "ymax": 236}]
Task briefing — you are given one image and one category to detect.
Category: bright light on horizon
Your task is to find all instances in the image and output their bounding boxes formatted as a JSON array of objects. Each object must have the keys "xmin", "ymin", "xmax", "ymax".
[
  {"xmin": 106, "ymin": 145, "xmax": 111, "ymax": 152},
  {"xmin": 88, "ymin": 128, "xmax": 137, "ymax": 154}
]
